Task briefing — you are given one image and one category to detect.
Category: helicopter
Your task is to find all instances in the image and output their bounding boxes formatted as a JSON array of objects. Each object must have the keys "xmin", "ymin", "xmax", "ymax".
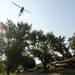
[{"xmin": 12, "ymin": 2, "xmax": 31, "ymax": 16}]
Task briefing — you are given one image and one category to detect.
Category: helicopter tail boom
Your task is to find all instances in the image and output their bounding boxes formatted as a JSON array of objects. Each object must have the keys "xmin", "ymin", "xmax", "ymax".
[{"xmin": 12, "ymin": 2, "xmax": 21, "ymax": 8}]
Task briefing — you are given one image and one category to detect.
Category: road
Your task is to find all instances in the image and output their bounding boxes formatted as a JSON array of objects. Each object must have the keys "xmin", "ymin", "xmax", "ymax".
[{"xmin": 17, "ymin": 72, "xmax": 61, "ymax": 75}]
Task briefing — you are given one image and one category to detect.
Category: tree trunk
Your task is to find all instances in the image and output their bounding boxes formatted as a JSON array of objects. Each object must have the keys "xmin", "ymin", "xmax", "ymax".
[
  {"xmin": 7, "ymin": 70, "xmax": 10, "ymax": 75},
  {"xmin": 6, "ymin": 66, "xmax": 10, "ymax": 75},
  {"xmin": 43, "ymin": 62, "xmax": 48, "ymax": 71}
]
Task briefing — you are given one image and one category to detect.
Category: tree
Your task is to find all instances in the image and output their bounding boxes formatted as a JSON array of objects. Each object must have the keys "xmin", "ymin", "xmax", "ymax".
[
  {"xmin": 5, "ymin": 20, "xmax": 31, "ymax": 75},
  {"xmin": 68, "ymin": 33, "xmax": 75, "ymax": 56},
  {"xmin": 30, "ymin": 30, "xmax": 46, "ymax": 49},
  {"xmin": 46, "ymin": 32, "xmax": 71, "ymax": 59},
  {"xmin": 5, "ymin": 20, "xmax": 22, "ymax": 75},
  {"xmin": 30, "ymin": 31, "xmax": 54, "ymax": 71},
  {"xmin": 5, "ymin": 41, "xmax": 23, "ymax": 73},
  {"xmin": 3, "ymin": 19, "xmax": 72, "ymax": 74},
  {"xmin": 0, "ymin": 31, "xmax": 5, "ymax": 60},
  {"xmin": 31, "ymin": 31, "xmax": 71, "ymax": 70},
  {"xmin": 22, "ymin": 56, "xmax": 35, "ymax": 71}
]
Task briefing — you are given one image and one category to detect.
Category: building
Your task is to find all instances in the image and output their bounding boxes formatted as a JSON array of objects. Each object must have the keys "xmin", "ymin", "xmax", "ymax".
[
  {"xmin": 52, "ymin": 56, "xmax": 75, "ymax": 68},
  {"xmin": 60, "ymin": 56, "xmax": 75, "ymax": 68}
]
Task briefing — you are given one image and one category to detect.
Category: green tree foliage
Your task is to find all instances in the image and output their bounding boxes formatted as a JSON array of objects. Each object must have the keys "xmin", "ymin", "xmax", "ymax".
[
  {"xmin": 30, "ymin": 31, "xmax": 55, "ymax": 70},
  {"xmin": 68, "ymin": 33, "xmax": 75, "ymax": 55},
  {"xmin": 5, "ymin": 20, "xmax": 32, "ymax": 75},
  {"xmin": 0, "ymin": 32, "xmax": 5, "ymax": 58},
  {"xmin": 46, "ymin": 32, "xmax": 71, "ymax": 59},
  {"xmin": 0, "ymin": 19, "xmax": 72, "ymax": 74},
  {"xmin": 31, "ymin": 31, "xmax": 72, "ymax": 71},
  {"xmin": 5, "ymin": 41, "xmax": 23, "ymax": 72},
  {"xmin": 22, "ymin": 56, "xmax": 35, "ymax": 70}
]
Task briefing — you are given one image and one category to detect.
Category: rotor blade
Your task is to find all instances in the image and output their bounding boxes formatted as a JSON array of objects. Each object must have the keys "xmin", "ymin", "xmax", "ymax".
[
  {"xmin": 24, "ymin": 9, "xmax": 31, "ymax": 13},
  {"xmin": 12, "ymin": 2, "xmax": 21, "ymax": 8}
]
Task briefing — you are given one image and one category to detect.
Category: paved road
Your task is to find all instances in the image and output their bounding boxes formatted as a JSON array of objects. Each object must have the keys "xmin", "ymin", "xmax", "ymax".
[{"xmin": 17, "ymin": 72, "xmax": 61, "ymax": 75}]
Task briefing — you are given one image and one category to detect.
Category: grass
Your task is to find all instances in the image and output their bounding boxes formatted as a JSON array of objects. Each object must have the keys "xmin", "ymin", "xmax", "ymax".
[
  {"xmin": 0, "ymin": 69, "xmax": 75, "ymax": 75},
  {"xmin": 48, "ymin": 68, "xmax": 75, "ymax": 75},
  {"xmin": 0, "ymin": 73, "xmax": 3, "ymax": 75},
  {"xmin": 59, "ymin": 68, "xmax": 75, "ymax": 75},
  {"xmin": 10, "ymin": 73, "xmax": 16, "ymax": 75},
  {"xmin": 0, "ymin": 72, "xmax": 16, "ymax": 75}
]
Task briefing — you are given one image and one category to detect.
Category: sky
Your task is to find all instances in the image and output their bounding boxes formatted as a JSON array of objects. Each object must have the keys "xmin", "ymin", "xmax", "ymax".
[
  {"xmin": 0, "ymin": 0, "xmax": 75, "ymax": 64},
  {"xmin": 0, "ymin": 0, "xmax": 75, "ymax": 41}
]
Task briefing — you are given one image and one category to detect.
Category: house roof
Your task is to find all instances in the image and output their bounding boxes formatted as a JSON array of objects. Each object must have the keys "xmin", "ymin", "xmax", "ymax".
[
  {"xmin": 51, "ymin": 56, "xmax": 75, "ymax": 64},
  {"xmin": 60, "ymin": 56, "xmax": 75, "ymax": 63}
]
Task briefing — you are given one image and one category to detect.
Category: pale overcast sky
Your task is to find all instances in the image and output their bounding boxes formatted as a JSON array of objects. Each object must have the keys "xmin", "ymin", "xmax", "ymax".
[{"xmin": 0, "ymin": 0, "xmax": 75, "ymax": 40}]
